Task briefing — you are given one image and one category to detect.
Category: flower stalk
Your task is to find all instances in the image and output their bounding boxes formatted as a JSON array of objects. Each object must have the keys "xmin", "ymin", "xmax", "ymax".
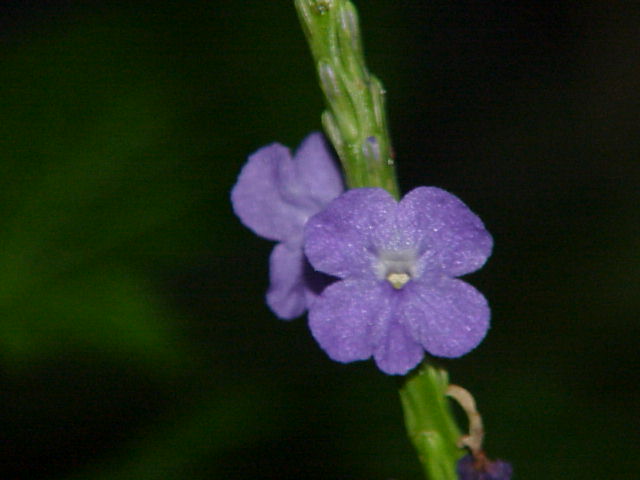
[
  {"xmin": 400, "ymin": 365, "xmax": 465, "ymax": 480},
  {"xmin": 294, "ymin": 0, "xmax": 399, "ymax": 198}
]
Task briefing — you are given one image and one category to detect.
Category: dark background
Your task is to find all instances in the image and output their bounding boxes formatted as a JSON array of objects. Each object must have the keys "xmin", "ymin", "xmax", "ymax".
[{"xmin": 0, "ymin": 1, "xmax": 638, "ymax": 478}]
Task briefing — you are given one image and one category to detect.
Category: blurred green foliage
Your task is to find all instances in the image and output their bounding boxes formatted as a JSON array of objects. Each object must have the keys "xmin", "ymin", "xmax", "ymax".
[{"xmin": 0, "ymin": 1, "xmax": 637, "ymax": 479}]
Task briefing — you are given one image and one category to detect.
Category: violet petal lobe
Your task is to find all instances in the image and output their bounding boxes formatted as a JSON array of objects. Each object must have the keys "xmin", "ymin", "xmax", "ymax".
[
  {"xmin": 293, "ymin": 132, "xmax": 344, "ymax": 207},
  {"xmin": 398, "ymin": 187, "xmax": 493, "ymax": 277},
  {"xmin": 372, "ymin": 317, "xmax": 425, "ymax": 375},
  {"xmin": 308, "ymin": 278, "xmax": 392, "ymax": 364},
  {"xmin": 266, "ymin": 243, "xmax": 308, "ymax": 320},
  {"xmin": 399, "ymin": 276, "xmax": 490, "ymax": 358},
  {"xmin": 304, "ymin": 188, "xmax": 397, "ymax": 279},
  {"xmin": 231, "ymin": 142, "xmax": 309, "ymax": 243}
]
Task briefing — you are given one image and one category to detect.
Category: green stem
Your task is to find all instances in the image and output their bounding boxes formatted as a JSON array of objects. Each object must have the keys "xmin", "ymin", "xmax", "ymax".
[
  {"xmin": 294, "ymin": 0, "xmax": 399, "ymax": 198},
  {"xmin": 400, "ymin": 364, "xmax": 465, "ymax": 480}
]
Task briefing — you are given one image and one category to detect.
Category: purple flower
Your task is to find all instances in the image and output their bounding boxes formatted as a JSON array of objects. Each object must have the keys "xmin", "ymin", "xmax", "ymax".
[
  {"xmin": 457, "ymin": 454, "xmax": 513, "ymax": 480},
  {"xmin": 231, "ymin": 133, "xmax": 344, "ymax": 319},
  {"xmin": 304, "ymin": 187, "xmax": 493, "ymax": 374}
]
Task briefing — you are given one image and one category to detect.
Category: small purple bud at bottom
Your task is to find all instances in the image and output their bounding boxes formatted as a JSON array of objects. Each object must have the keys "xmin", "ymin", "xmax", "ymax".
[{"xmin": 456, "ymin": 453, "xmax": 513, "ymax": 480}]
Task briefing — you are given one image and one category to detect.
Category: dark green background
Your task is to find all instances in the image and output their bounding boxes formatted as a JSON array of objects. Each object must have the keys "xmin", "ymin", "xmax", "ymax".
[{"xmin": 1, "ymin": 1, "xmax": 637, "ymax": 478}]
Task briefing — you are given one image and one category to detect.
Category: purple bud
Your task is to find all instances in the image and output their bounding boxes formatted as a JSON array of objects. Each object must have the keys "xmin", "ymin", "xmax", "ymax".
[
  {"xmin": 456, "ymin": 454, "xmax": 513, "ymax": 480},
  {"xmin": 362, "ymin": 136, "xmax": 381, "ymax": 163}
]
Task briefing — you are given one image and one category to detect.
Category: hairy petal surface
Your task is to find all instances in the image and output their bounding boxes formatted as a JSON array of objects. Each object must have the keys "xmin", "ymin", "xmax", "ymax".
[
  {"xmin": 309, "ymin": 279, "xmax": 392, "ymax": 364},
  {"xmin": 305, "ymin": 188, "xmax": 397, "ymax": 279},
  {"xmin": 399, "ymin": 276, "xmax": 490, "ymax": 358},
  {"xmin": 293, "ymin": 133, "xmax": 344, "ymax": 207},
  {"xmin": 231, "ymin": 143, "xmax": 309, "ymax": 243},
  {"xmin": 398, "ymin": 187, "xmax": 493, "ymax": 277},
  {"xmin": 266, "ymin": 243, "xmax": 308, "ymax": 319},
  {"xmin": 373, "ymin": 319, "xmax": 425, "ymax": 375}
]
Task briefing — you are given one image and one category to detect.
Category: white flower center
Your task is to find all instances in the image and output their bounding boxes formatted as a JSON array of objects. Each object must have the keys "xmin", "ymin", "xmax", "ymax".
[{"xmin": 376, "ymin": 250, "xmax": 417, "ymax": 290}]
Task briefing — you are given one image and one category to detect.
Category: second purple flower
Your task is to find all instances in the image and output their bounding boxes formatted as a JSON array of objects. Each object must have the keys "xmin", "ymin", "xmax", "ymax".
[
  {"xmin": 231, "ymin": 133, "xmax": 344, "ymax": 319},
  {"xmin": 304, "ymin": 187, "xmax": 493, "ymax": 375}
]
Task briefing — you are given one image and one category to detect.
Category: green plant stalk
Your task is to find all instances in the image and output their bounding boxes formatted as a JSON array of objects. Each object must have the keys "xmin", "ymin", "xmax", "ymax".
[
  {"xmin": 400, "ymin": 364, "xmax": 465, "ymax": 480},
  {"xmin": 294, "ymin": 2, "xmax": 465, "ymax": 478},
  {"xmin": 294, "ymin": 0, "xmax": 399, "ymax": 198}
]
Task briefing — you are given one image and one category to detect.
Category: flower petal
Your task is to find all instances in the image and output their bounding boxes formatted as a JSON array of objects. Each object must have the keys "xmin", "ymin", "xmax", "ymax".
[
  {"xmin": 231, "ymin": 143, "xmax": 309, "ymax": 242},
  {"xmin": 293, "ymin": 132, "xmax": 344, "ymax": 207},
  {"xmin": 398, "ymin": 187, "xmax": 493, "ymax": 277},
  {"xmin": 399, "ymin": 276, "xmax": 490, "ymax": 358},
  {"xmin": 305, "ymin": 188, "xmax": 397, "ymax": 278},
  {"xmin": 308, "ymin": 279, "xmax": 392, "ymax": 364},
  {"xmin": 373, "ymin": 320, "xmax": 424, "ymax": 375},
  {"xmin": 266, "ymin": 243, "xmax": 308, "ymax": 319}
]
